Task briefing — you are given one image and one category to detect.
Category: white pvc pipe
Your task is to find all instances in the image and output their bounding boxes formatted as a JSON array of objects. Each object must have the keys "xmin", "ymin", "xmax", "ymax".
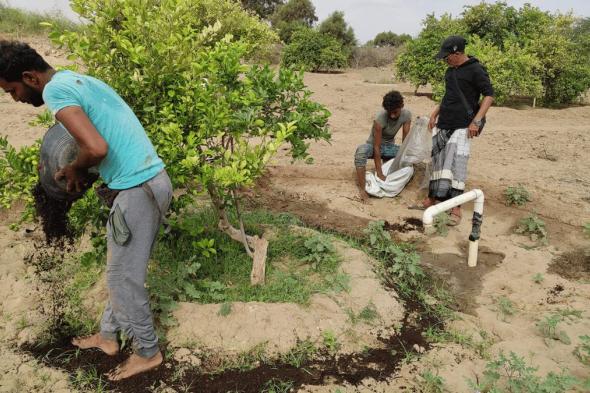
[{"xmin": 422, "ymin": 189, "xmax": 485, "ymax": 267}]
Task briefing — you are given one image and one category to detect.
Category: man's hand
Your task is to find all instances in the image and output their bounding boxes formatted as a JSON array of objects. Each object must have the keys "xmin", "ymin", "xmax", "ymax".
[
  {"xmin": 467, "ymin": 122, "xmax": 479, "ymax": 138},
  {"xmin": 54, "ymin": 164, "xmax": 88, "ymax": 193},
  {"xmin": 377, "ymin": 172, "xmax": 386, "ymax": 181},
  {"xmin": 428, "ymin": 115, "xmax": 437, "ymax": 131}
]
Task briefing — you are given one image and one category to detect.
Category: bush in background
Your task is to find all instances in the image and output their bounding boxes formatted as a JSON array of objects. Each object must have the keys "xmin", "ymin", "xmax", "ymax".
[
  {"xmin": 349, "ymin": 46, "xmax": 399, "ymax": 68},
  {"xmin": 395, "ymin": 3, "xmax": 590, "ymax": 106},
  {"xmin": 282, "ymin": 27, "xmax": 347, "ymax": 72},
  {"xmin": 270, "ymin": 0, "xmax": 317, "ymax": 43},
  {"xmin": 366, "ymin": 31, "xmax": 412, "ymax": 47}
]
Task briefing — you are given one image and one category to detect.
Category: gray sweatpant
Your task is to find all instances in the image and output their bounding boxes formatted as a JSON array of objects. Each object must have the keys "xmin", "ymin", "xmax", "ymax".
[{"xmin": 100, "ymin": 170, "xmax": 172, "ymax": 358}]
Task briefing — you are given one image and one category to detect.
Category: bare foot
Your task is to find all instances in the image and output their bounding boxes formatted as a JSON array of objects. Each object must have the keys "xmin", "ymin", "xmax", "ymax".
[
  {"xmin": 359, "ymin": 191, "xmax": 371, "ymax": 204},
  {"xmin": 421, "ymin": 197, "xmax": 436, "ymax": 208},
  {"xmin": 72, "ymin": 333, "xmax": 119, "ymax": 356},
  {"xmin": 106, "ymin": 351, "xmax": 163, "ymax": 381},
  {"xmin": 448, "ymin": 207, "xmax": 462, "ymax": 226}
]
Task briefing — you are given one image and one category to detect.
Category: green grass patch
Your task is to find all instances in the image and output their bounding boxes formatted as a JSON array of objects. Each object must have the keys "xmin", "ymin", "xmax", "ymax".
[
  {"xmin": 0, "ymin": 4, "xmax": 79, "ymax": 35},
  {"xmin": 148, "ymin": 207, "xmax": 349, "ymax": 326}
]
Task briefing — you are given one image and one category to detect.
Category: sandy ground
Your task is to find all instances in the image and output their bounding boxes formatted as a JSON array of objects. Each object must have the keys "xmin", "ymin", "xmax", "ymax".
[{"xmin": 0, "ymin": 37, "xmax": 589, "ymax": 392}]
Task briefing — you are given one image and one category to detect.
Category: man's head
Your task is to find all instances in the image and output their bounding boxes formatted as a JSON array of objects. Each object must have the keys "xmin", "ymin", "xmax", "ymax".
[
  {"xmin": 0, "ymin": 40, "xmax": 52, "ymax": 107},
  {"xmin": 435, "ymin": 35, "xmax": 467, "ymax": 66},
  {"xmin": 382, "ymin": 90, "xmax": 404, "ymax": 119}
]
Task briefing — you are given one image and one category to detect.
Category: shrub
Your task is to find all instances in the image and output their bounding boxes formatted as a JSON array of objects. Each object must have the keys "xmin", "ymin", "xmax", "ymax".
[
  {"xmin": 395, "ymin": 13, "xmax": 466, "ymax": 96},
  {"xmin": 350, "ymin": 46, "xmax": 398, "ymax": 68},
  {"xmin": 368, "ymin": 31, "xmax": 412, "ymax": 47},
  {"xmin": 38, "ymin": 0, "xmax": 331, "ymax": 291},
  {"xmin": 467, "ymin": 36, "xmax": 543, "ymax": 105},
  {"xmin": 270, "ymin": 0, "xmax": 317, "ymax": 43},
  {"xmin": 282, "ymin": 27, "xmax": 348, "ymax": 72},
  {"xmin": 0, "ymin": 136, "xmax": 39, "ymax": 225},
  {"xmin": 395, "ymin": 4, "xmax": 590, "ymax": 105}
]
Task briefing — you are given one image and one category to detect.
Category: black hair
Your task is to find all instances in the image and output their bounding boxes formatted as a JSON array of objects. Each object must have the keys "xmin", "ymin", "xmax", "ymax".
[
  {"xmin": 382, "ymin": 90, "xmax": 404, "ymax": 111},
  {"xmin": 0, "ymin": 40, "xmax": 51, "ymax": 82}
]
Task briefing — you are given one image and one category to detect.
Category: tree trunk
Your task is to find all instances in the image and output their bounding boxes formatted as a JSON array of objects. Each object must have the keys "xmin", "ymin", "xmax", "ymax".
[{"xmin": 207, "ymin": 185, "xmax": 268, "ymax": 285}]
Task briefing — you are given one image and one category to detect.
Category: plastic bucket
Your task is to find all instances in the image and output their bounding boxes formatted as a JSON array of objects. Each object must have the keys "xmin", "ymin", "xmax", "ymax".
[{"xmin": 39, "ymin": 123, "xmax": 96, "ymax": 201}]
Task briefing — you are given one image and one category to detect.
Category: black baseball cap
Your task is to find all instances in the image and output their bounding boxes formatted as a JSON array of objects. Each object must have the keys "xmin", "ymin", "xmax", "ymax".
[{"xmin": 435, "ymin": 35, "xmax": 467, "ymax": 60}]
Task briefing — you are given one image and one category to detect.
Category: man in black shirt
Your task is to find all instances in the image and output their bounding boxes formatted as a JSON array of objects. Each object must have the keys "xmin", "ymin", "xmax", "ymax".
[{"xmin": 419, "ymin": 36, "xmax": 494, "ymax": 225}]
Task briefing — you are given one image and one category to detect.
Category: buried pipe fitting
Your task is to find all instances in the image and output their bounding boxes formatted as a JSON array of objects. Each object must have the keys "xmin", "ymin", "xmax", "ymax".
[{"xmin": 422, "ymin": 189, "xmax": 485, "ymax": 267}]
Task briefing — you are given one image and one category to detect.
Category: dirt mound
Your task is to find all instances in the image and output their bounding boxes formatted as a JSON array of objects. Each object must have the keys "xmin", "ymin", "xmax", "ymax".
[
  {"xmin": 169, "ymin": 240, "xmax": 405, "ymax": 355},
  {"xmin": 548, "ymin": 248, "xmax": 590, "ymax": 281}
]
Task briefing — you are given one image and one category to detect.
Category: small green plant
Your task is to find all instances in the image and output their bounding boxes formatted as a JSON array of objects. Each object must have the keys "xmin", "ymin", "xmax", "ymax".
[
  {"xmin": 468, "ymin": 351, "xmax": 579, "ymax": 392},
  {"xmin": 574, "ymin": 335, "xmax": 590, "ymax": 365},
  {"xmin": 322, "ymin": 330, "xmax": 341, "ymax": 354},
  {"xmin": 433, "ymin": 212, "xmax": 450, "ymax": 237},
  {"xmin": 423, "ymin": 327, "xmax": 494, "ymax": 359},
  {"xmin": 281, "ymin": 338, "xmax": 317, "ymax": 367},
  {"xmin": 261, "ymin": 379, "xmax": 294, "ymax": 393},
  {"xmin": 504, "ymin": 185, "xmax": 532, "ymax": 206},
  {"xmin": 532, "ymin": 273, "xmax": 545, "ymax": 284},
  {"xmin": 28, "ymin": 109, "xmax": 55, "ymax": 128},
  {"xmin": 357, "ymin": 302, "xmax": 379, "ymax": 323},
  {"xmin": 346, "ymin": 302, "xmax": 379, "ymax": 325},
  {"xmin": 218, "ymin": 302, "xmax": 232, "ymax": 317},
  {"xmin": 584, "ymin": 222, "xmax": 590, "ymax": 237},
  {"xmin": 418, "ymin": 369, "xmax": 446, "ymax": 393},
  {"xmin": 224, "ymin": 343, "xmax": 269, "ymax": 372},
  {"xmin": 72, "ymin": 367, "xmax": 109, "ymax": 392},
  {"xmin": 496, "ymin": 296, "xmax": 517, "ymax": 321},
  {"xmin": 515, "ymin": 214, "xmax": 548, "ymax": 245},
  {"xmin": 536, "ymin": 314, "xmax": 571, "ymax": 346},
  {"xmin": 301, "ymin": 235, "xmax": 338, "ymax": 271}
]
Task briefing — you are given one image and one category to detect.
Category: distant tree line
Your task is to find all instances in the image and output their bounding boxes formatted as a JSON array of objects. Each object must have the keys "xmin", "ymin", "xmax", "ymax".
[
  {"xmin": 241, "ymin": 0, "xmax": 411, "ymax": 72},
  {"xmin": 395, "ymin": 2, "xmax": 590, "ymax": 106}
]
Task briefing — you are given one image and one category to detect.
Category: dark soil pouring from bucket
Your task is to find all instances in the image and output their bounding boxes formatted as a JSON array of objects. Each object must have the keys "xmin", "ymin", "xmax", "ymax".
[{"xmin": 32, "ymin": 182, "xmax": 75, "ymax": 244}]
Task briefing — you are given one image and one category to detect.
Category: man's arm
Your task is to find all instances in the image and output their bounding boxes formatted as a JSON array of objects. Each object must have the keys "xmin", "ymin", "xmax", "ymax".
[
  {"xmin": 54, "ymin": 106, "xmax": 108, "ymax": 192},
  {"xmin": 373, "ymin": 121, "xmax": 385, "ymax": 180},
  {"xmin": 402, "ymin": 119, "xmax": 411, "ymax": 141},
  {"xmin": 428, "ymin": 105, "xmax": 440, "ymax": 130},
  {"xmin": 468, "ymin": 95, "xmax": 493, "ymax": 138}
]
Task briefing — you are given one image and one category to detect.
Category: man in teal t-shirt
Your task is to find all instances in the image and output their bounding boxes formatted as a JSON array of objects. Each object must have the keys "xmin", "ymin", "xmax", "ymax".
[{"xmin": 0, "ymin": 40, "xmax": 170, "ymax": 380}]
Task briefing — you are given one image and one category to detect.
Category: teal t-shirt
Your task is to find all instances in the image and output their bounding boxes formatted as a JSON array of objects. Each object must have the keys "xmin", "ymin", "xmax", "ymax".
[{"xmin": 42, "ymin": 70, "xmax": 164, "ymax": 189}]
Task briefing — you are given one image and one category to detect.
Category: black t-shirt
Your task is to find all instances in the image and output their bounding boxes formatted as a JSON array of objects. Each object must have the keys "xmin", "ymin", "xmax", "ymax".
[{"xmin": 437, "ymin": 57, "xmax": 494, "ymax": 130}]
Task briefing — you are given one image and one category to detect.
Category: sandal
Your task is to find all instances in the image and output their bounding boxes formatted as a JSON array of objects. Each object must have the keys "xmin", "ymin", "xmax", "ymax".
[
  {"xmin": 448, "ymin": 212, "xmax": 462, "ymax": 226},
  {"xmin": 408, "ymin": 201, "xmax": 435, "ymax": 210}
]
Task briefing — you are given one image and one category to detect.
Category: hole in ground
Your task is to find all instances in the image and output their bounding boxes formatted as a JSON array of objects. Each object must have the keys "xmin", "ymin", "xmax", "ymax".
[{"xmin": 421, "ymin": 245, "xmax": 505, "ymax": 315}]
